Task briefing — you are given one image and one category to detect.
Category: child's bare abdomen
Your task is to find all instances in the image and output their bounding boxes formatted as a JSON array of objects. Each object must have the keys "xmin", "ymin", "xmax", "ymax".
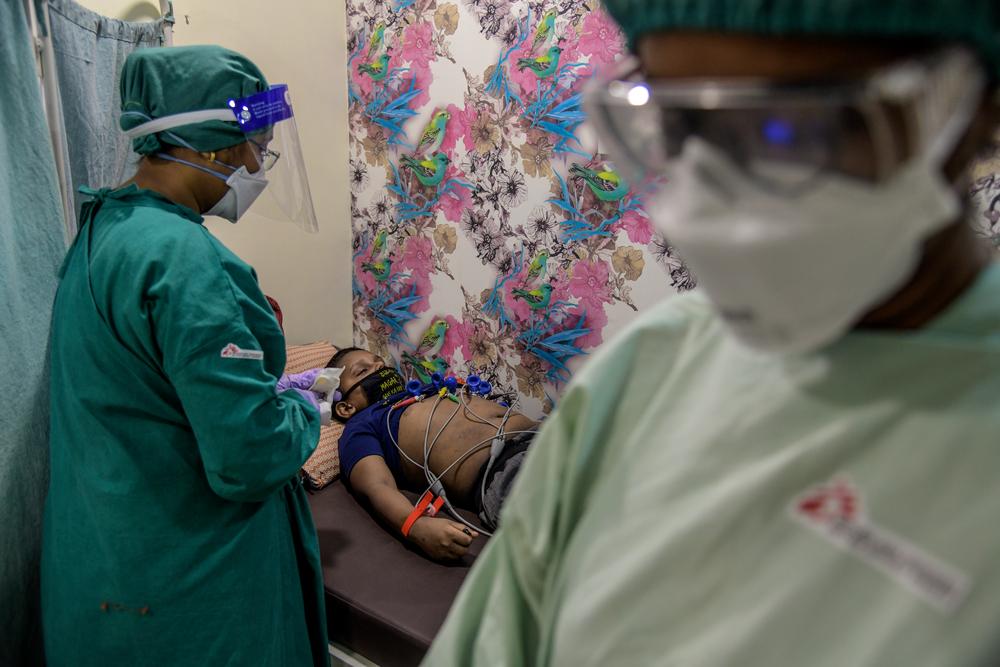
[{"xmin": 397, "ymin": 396, "xmax": 538, "ymax": 508}]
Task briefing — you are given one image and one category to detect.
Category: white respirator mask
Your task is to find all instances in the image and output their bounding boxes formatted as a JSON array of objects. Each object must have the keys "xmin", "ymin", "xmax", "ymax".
[
  {"xmin": 650, "ymin": 139, "xmax": 960, "ymax": 354},
  {"xmin": 203, "ymin": 162, "xmax": 269, "ymax": 223}
]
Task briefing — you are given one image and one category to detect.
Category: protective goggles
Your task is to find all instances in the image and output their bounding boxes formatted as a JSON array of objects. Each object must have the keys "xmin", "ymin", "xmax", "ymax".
[
  {"xmin": 583, "ymin": 47, "xmax": 988, "ymax": 193},
  {"xmin": 123, "ymin": 84, "xmax": 318, "ymax": 232}
]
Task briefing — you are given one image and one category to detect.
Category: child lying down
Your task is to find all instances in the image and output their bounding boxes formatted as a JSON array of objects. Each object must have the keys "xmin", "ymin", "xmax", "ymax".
[{"xmin": 327, "ymin": 347, "xmax": 539, "ymax": 561}]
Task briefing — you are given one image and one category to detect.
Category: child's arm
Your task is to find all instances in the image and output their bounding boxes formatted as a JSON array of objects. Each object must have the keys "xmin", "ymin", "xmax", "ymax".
[{"xmin": 349, "ymin": 456, "xmax": 478, "ymax": 560}]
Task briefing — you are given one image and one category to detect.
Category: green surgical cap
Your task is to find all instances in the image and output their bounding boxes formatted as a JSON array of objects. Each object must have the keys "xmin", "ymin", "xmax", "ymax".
[
  {"xmin": 119, "ymin": 45, "xmax": 268, "ymax": 155},
  {"xmin": 602, "ymin": 0, "xmax": 1000, "ymax": 78}
]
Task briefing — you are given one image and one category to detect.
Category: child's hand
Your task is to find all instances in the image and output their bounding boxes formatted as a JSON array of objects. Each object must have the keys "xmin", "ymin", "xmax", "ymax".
[{"xmin": 408, "ymin": 516, "xmax": 478, "ymax": 560}]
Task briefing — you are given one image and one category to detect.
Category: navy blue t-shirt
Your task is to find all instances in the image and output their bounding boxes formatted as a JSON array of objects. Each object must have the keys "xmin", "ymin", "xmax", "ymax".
[{"xmin": 338, "ymin": 391, "xmax": 410, "ymax": 484}]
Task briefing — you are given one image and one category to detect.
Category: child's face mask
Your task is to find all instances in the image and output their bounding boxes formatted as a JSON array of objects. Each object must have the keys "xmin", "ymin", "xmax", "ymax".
[{"xmin": 340, "ymin": 367, "xmax": 405, "ymax": 407}]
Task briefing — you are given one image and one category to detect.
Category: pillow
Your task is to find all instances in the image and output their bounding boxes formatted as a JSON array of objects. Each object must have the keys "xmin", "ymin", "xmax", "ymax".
[
  {"xmin": 301, "ymin": 422, "xmax": 344, "ymax": 491},
  {"xmin": 285, "ymin": 340, "xmax": 337, "ymax": 374},
  {"xmin": 284, "ymin": 341, "xmax": 342, "ymax": 490}
]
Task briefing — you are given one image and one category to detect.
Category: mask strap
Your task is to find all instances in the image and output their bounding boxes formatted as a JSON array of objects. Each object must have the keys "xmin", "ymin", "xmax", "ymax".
[
  {"xmin": 338, "ymin": 379, "xmax": 363, "ymax": 403},
  {"xmin": 921, "ymin": 53, "xmax": 987, "ymax": 168},
  {"xmin": 155, "ymin": 154, "xmax": 233, "ymax": 182}
]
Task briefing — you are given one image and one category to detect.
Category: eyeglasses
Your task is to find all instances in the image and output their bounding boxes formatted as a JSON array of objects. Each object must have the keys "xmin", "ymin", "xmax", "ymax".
[{"xmin": 249, "ymin": 138, "xmax": 281, "ymax": 171}]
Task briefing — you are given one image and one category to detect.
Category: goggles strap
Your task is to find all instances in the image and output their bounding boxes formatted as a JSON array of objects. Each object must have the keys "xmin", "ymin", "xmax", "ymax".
[{"xmin": 154, "ymin": 154, "xmax": 233, "ymax": 181}]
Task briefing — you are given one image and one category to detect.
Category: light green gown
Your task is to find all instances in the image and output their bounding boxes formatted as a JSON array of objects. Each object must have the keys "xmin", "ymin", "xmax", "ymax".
[
  {"xmin": 425, "ymin": 264, "xmax": 1000, "ymax": 666},
  {"xmin": 43, "ymin": 186, "xmax": 327, "ymax": 666}
]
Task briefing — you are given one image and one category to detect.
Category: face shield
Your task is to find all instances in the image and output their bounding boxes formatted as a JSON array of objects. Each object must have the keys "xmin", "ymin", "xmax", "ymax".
[
  {"xmin": 122, "ymin": 83, "xmax": 318, "ymax": 232},
  {"xmin": 583, "ymin": 47, "xmax": 987, "ymax": 197},
  {"xmin": 228, "ymin": 85, "xmax": 318, "ymax": 232}
]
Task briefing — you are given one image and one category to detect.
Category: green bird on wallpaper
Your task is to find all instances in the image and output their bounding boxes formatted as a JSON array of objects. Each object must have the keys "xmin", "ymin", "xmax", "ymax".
[
  {"xmin": 367, "ymin": 22, "xmax": 386, "ymax": 58},
  {"xmin": 512, "ymin": 283, "xmax": 554, "ymax": 310},
  {"xmin": 416, "ymin": 110, "xmax": 450, "ymax": 156},
  {"xmin": 526, "ymin": 249, "xmax": 549, "ymax": 283},
  {"xmin": 570, "ymin": 163, "xmax": 630, "ymax": 202},
  {"xmin": 359, "ymin": 52, "xmax": 391, "ymax": 81},
  {"xmin": 362, "ymin": 257, "xmax": 392, "ymax": 282},
  {"xmin": 415, "ymin": 319, "xmax": 449, "ymax": 357},
  {"xmin": 530, "ymin": 10, "xmax": 558, "ymax": 53},
  {"xmin": 370, "ymin": 229, "xmax": 388, "ymax": 258},
  {"xmin": 517, "ymin": 46, "xmax": 563, "ymax": 78},
  {"xmin": 403, "ymin": 352, "xmax": 449, "ymax": 384},
  {"xmin": 400, "ymin": 152, "xmax": 450, "ymax": 187}
]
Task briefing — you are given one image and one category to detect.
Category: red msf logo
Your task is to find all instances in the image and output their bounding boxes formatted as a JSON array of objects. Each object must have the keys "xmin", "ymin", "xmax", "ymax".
[
  {"xmin": 795, "ymin": 478, "xmax": 860, "ymax": 523},
  {"xmin": 220, "ymin": 344, "xmax": 240, "ymax": 358}
]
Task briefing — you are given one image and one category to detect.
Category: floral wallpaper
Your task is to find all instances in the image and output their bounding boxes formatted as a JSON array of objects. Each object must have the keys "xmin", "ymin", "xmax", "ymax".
[
  {"xmin": 346, "ymin": 0, "xmax": 1000, "ymax": 418},
  {"xmin": 970, "ymin": 137, "xmax": 1000, "ymax": 246},
  {"xmin": 346, "ymin": 0, "xmax": 688, "ymax": 417}
]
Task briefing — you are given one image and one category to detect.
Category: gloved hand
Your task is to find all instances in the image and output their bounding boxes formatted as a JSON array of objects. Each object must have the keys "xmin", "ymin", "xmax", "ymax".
[
  {"xmin": 309, "ymin": 367, "xmax": 344, "ymax": 402},
  {"xmin": 276, "ymin": 369, "xmax": 321, "ymax": 393},
  {"xmin": 277, "ymin": 370, "xmax": 332, "ymax": 425},
  {"xmin": 290, "ymin": 387, "xmax": 331, "ymax": 426}
]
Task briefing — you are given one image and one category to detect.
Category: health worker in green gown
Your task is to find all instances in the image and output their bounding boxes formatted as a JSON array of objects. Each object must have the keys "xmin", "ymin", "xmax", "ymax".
[
  {"xmin": 43, "ymin": 45, "xmax": 328, "ymax": 666},
  {"xmin": 424, "ymin": 2, "xmax": 1000, "ymax": 666}
]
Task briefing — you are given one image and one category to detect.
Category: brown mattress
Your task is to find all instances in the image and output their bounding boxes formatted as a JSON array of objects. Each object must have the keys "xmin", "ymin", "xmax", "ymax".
[{"xmin": 307, "ymin": 481, "xmax": 486, "ymax": 667}]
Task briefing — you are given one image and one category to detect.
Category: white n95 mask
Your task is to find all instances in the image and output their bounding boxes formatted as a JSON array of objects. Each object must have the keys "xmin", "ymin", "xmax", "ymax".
[
  {"xmin": 651, "ymin": 138, "xmax": 961, "ymax": 354},
  {"xmin": 154, "ymin": 151, "xmax": 269, "ymax": 224},
  {"xmin": 205, "ymin": 164, "xmax": 269, "ymax": 224}
]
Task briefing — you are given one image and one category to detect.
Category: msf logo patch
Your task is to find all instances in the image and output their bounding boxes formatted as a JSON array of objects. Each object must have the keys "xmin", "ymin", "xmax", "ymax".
[
  {"xmin": 220, "ymin": 343, "xmax": 264, "ymax": 361},
  {"xmin": 789, "ymin": 476, "xmax": 968, "ymax": 613}
]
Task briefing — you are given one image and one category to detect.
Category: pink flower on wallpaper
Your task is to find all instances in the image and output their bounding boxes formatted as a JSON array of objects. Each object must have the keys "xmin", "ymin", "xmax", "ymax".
[
  {"xmin": 438, "ymin": 175, "xmax": 473, "ymax": 222},
  {"xmin": 406, "ymin": 271, "xmax": 433, "ymax": 315},
  {"xmin": 571, "ymin": 302, "xmax": 607, "ymax": 351},
  {"xmin": 354, "ymin": 250, "xmax": 379, "ymax": 294},
  {"xmin": 402, "ymin": 21, "xmax": 435, "ymax": 68},
  {"xmin": 410, "ymin": 62, "xmax": 434, "ymax": 110},
  {"xmin": 439, "ymin": 103, "xmax": 475, "ymax": 154},
  {"xmin": 617, "ymin": 209, "xmax": 654, "ymax": 245},
  {"xmin": 390, "ymin": 234, "xmax": 435, "ymax": 314},
  {"xmin": 397, "ymin": 233, "xmax": 435, "ymax": 279},
  {"xmin": 568, "ymin": 259, "xmax": 613, "ymax": 312},
  {"xmin": 578, "ymin": 11, "xmax": 624, "ymax": 68},
  {"xmin": 439, "ymin": 315, "xmax": 473, "ymax": 360}
]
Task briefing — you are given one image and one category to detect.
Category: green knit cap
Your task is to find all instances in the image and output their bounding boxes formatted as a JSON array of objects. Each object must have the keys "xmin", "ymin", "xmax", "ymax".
[
  {"xmin": 602, "ymin": 0, "xmax": 1000, "ymax": 78},
  {"xmin": 119, "ymin": 45, "xmax": 269, "ymax": 155}
]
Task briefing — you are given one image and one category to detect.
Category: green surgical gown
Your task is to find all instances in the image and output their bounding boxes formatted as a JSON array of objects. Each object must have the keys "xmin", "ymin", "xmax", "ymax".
[
  {"xmin": 425, "ymin": 263, "xmax": 1000, "ymax": 666},
  {"xmin": 43, "ymin": 186, "xmax": 327, "ymax": 666}
]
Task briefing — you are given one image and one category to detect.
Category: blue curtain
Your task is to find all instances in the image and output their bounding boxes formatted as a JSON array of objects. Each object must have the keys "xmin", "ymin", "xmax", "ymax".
[
  {"xmin": 0, "ymin": 1, "xmax": 67, "ymax": 664},
  {"xmin": 43, "ymin": 0, "xmax": 165, "ymax": 233}
]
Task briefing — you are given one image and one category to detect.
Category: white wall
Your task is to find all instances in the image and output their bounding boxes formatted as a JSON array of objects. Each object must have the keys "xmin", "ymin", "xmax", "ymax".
[{"xmin": 79, "ymin": 0, "xmax": 352, "ymax": 346}]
